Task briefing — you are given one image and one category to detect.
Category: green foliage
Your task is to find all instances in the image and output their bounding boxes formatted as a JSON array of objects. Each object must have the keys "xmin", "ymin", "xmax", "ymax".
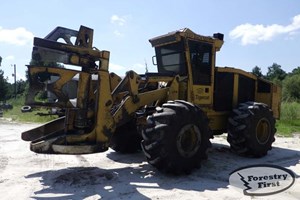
[
  {"xmin": 252, "ymin": 66, "xmax": 263, "ymax": 77},
  {"xmin": 276, "ymin": 120, "xmax": 300, "ymax": 136},
  {"xmin": 291, "ymin": 66, "xmax": 300, "ymax": 75},
  {"xmin": 0, "ymin": 69, "xmax": 9, "ymax": 101},
  {"xmin": 266, "ymin": 63, "xmax": 287, "ymax": 81},
  {"xmin": 30, "ymin": 59, "xmax": 64, "ymax": 68},
  {"xmin": 3, "ymin": 95, "xmax": 56, "ymax": 123},
  {"xmin": 35, "ymin": 90, "xmax": 48, "ymax": 101},
  {"xmin": 1, "ymin": 79, "xmax": 29, "ymax": 100},
  {"xmin": 276, "ymin": 101, "xmax": 300, "ymax": 136},
  {"xmin": 282, "ymin": 74, "xmax": 300, "ymax": 101},
  {"xmin": 280, "ymin": 101, "xmax": 300, "ymax": 120},
  {"xmin": 0, "ymin": 65, "xmax": 29, "ymax": 100},
  {"xmin": 16, "ymin": 79, "xmax": 27, "ymax": 94},
  {"xmin": 253, "ymin": 63, "xmax": 300, "ymax": 103}
]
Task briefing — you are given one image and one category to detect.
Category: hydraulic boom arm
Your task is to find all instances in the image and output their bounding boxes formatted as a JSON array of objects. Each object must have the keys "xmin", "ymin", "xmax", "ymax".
[{"xmin": 22, "ymin": 26, "xmax": 179, "ymax": 154}]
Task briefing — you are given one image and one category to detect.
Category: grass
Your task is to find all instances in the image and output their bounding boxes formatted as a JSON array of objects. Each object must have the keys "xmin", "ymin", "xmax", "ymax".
[
  {"xmin": 276, "ymin": 101, "xmax": 300, "ymax": 137},
  {"xmin": 2, "ymin": 95, "xmax": 300, "ymax": 137},
  {"xmin": 2, "ymin": 95, "xmax": 57, "ymax": 123}
]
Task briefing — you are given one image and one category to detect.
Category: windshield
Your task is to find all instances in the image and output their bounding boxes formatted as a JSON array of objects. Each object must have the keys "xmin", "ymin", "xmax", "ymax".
[{"xmin": 155, "ymin": 42, "xmax": 187, "ymax": 75}]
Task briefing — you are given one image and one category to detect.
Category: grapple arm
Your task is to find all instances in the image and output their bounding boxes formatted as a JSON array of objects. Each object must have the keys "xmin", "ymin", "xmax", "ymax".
[{"xmin": 22, "ymin": 26, "xmax": 177, "ymax": 155}]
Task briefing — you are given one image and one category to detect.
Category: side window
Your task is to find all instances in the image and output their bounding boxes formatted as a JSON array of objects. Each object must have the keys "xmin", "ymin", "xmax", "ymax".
[
  {"xmin": 155, "ymin": 41, "xmax": 187, "ymax": 76},
  {"xmin": 189, "ymin": 40, "xmax": 212, "ymax": 85}
]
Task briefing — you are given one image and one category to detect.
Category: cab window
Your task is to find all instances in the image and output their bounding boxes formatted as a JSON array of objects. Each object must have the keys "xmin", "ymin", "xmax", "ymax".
[
  {"xmin": 155, "ymin": 41, "xmax": 187, "ymax": 75},
  {"xmin": 189, "ymin": 40, "xmax": 212, "ymax": 85}
]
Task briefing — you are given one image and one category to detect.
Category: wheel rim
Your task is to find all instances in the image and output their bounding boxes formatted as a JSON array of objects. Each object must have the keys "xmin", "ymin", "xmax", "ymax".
[
  {"xmin": 176, "ymin": 124, "xmax": 201, "ymax": 158},
  {"xmin": 256, "ymin": 118, "xmax": 271, "ymax": 144}
]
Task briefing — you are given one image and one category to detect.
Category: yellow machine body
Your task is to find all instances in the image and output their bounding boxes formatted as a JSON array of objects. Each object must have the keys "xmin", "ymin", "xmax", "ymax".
[{"xmin": 22, "ymin": 26, "xmax": 281, "ymax": 154}]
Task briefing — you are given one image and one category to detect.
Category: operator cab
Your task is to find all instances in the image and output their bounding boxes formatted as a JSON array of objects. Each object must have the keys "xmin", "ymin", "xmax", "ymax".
[
  {"xmin": 154, "ymin": 39, "xmax": 213, "ymax": 85},
  {"xmin": 149, "ymin": 28, "xmax": 224, "ymax": 104}
]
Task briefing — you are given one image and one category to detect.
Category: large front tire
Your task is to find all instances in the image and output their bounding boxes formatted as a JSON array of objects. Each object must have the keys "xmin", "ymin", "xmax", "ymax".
[
  {"xmin": 109, "ymin": 119, "xmax": 142, "ymax": 154},
  {"xmin": 227, "ymin": 102, "xmax": 276, "ymax": 157},
  {"xmin": 141, "ymin": 100, "xmax": 211, "ymax": 174}
]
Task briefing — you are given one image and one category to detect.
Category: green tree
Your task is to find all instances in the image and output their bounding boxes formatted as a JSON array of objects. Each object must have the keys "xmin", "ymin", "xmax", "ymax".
[
  {"xmin": 16, "ymin": 79, "xmax": 27, "ymax": 95},
  {"xmin": 0, "ymin": 70, "xmax": 9, "ymax": 101},
  {"xmin": 266, "ymin": 63, "xmax": 287, "ymax": 81},
  {"xmin": 291, "ymin": 66, "xmax": 300, "ymax": 75},
  {"xmin": 252, "ymin": 66, "xmax": 263, "ymax": 77}
]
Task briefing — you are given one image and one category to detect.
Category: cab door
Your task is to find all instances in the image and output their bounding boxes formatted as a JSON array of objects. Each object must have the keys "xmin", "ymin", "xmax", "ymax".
[{"xmin": 188, "ymin": 40, "xmax": 214, "ymax": 105}]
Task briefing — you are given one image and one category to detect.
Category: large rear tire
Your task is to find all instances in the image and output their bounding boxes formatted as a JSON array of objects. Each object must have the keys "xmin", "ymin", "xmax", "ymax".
[
  {"xmin": 109, "ymin": 119, "xmax": 142, "ymax": 154},
  {"xmin": 141, "ymin": 100, "xmax": 211, "ymax": 174},
  {"xmin": 227, "ymin": 102, "xmax": 276, "ymax": 157}
]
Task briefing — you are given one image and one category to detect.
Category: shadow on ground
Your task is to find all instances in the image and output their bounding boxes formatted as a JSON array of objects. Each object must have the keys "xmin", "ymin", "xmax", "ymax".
[{"xmin": 26, "ymin": 142, "xmax": 300, "ymax": 199}]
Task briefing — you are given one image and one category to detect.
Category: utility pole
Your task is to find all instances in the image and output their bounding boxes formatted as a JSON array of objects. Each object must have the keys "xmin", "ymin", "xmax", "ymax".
[
  {"xmin": 14, "ymin": 64, "xmax": 16, "ymax": 99},
  {"xmin": 144, "ymin": 59, "xmax": 148, "ymax": 73},
  {"xmin": 12, "ymin": 64, "xmax": 16, "ymax": 99}
]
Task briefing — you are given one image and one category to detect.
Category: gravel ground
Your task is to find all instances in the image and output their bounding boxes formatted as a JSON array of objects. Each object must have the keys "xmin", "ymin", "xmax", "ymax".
[{"xmin": 0, "ymin": 118, "xmax": 299, "ymax": 200}]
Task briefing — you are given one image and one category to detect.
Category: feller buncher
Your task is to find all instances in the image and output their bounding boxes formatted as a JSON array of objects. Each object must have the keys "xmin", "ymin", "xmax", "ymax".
[{"xmin": 22, "ymin": 26, "xmax": 281, "ymax": 174}]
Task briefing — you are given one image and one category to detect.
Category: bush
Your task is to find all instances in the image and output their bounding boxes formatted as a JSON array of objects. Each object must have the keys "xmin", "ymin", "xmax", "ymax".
[{"xmin": 282, "ymin": 74, "xmax": 300, "ymax": 102}]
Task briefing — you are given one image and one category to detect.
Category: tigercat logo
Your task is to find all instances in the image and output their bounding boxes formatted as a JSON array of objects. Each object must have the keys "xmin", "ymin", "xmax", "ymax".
[{"xmin": 229, "ymin": 164, "xmax": 295, "ymax": 196}]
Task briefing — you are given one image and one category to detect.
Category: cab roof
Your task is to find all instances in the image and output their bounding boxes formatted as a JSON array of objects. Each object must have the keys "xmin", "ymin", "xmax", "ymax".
[{"xmin": 149, "ymin": 28, "xmax": 224, "ymax": 51}]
